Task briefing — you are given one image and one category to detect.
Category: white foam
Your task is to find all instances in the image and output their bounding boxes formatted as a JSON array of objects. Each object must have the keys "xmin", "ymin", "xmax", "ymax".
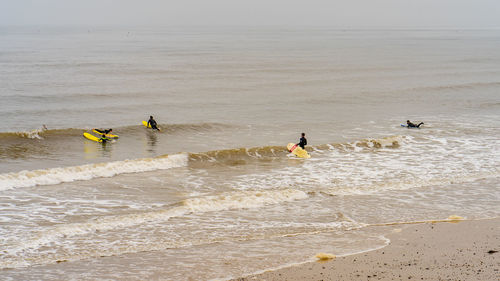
[
  {"xmin": 5, "ymin": 205, "xmax": 188, "ymax": 256},
  {"xmin": 230, "ymin": 132, "xmax": 499, "ymax": 196},
  {"xmin": 0, "ymin": 153, "xmax": 188, "ymax": 190},
  {"xmin": 6, "ymin": 188, "xmax": 307, "ymax": 255},
  {"xmin": 14, "ymin": 127, "xmax": 46, "ymax": 139},
  {"xmin": 183, "ymin": 189, "xmax": 308, "ymax": 213},
  {"xmin": 322, "ymin": 171, "xmax": 500, "ymax": 196}
]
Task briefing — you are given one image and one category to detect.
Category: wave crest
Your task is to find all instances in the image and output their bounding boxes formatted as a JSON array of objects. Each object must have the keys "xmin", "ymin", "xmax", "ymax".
[
  {"xmin": 183, "ymin": 189, "xmax": 308, "ymax": 212},
  {"xmin": 3, "ymin": 188, "xmax": 307, "ymax": 258},
  {"xmin": 0, "ymin": 154, "xmax": 188, "ymax": 190},
  {"xmin": 0, "ymin": 122, "xmax": 234, "ymax": 140}
]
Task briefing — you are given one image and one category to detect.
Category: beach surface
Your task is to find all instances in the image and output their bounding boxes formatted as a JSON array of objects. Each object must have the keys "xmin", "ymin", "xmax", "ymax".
[{"xmin": 233, "ymin": 218, "xmax": 500, "ymax": 281}]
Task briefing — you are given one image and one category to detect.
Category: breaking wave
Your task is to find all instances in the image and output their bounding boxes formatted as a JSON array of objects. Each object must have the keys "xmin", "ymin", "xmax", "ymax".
[
  {"xmin": 0, "ymin": 122, "xmax": 235, "ymax": 140},
  {"xmin": 0, "ymin": 135, "xmax": 404, "ymax": 190},
  {"xmin": 188, "ymin": 136, "xmax": 403, "ymax": 164},
  {"xmin": 5, "ymin": 189, "xmax": 308, "ymax": 256},
  {"xmin": 0, "ymin": 154, "xmax": 188, "ymax": 191},
  {"xmin": 188, "ymin": 145, "xmax": 286, "ymax": 164},
  {"xmin": 0, "ymin": 128, "xmax": 85, "ymax": 140}
]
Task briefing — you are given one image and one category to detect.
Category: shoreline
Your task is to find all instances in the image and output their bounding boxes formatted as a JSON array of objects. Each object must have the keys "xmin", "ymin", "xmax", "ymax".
[{"xmin": 232, "ymin": 218, "xmax": 499, "ymax": 281}]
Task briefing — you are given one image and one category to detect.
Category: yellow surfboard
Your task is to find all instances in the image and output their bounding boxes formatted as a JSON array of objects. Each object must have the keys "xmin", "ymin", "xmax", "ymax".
[
  {"xmin": 83, "ymin": 132, "xmax": 103, "ymax": 143},
  {"xmin": 92, "ymin": 129, "xmax": 119, "ymax": 138},
  {"xmin": 287, "ymin": 143, "xmax": 311, "ymax": 159},
  {"xmin": 142, "ymin": 121, "xmax": 161, "ymax": 131}
]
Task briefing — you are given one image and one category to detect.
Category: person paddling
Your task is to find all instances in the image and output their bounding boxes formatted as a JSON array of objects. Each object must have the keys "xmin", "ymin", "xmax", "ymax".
[
  {"xmin": 147, "ymin": 116, "xmax": 160, "ymax": 131},
  {"xmin": 406, "ymin": 120, "xmax": 424, "ymax": 128}
]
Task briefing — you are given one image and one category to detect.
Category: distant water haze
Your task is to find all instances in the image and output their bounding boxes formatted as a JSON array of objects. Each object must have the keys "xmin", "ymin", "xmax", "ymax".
[
  {"xmin": 1, "ymin": 0, "xmax": 500, "ymax": 28},
  {"xmin": 0, "ymin": 27, "xmax": 499, "ymax": 280}
]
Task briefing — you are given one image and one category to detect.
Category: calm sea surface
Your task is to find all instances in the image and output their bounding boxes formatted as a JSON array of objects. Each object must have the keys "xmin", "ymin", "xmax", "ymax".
[{"xmin": 0, "ymin": 27, "xmax": 499, "ymax": 280}]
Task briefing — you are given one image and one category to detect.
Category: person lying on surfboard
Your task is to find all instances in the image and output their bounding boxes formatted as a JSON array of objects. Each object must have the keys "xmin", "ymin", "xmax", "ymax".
[
  {"xmin": 298, "ymin": 133, "xmax": 307, "ymax": 149},
  {"xmin": 94, "ymin": 128, "xmax": 113, "ymax": 135},
  {"xmin": 147, "ymin": 116, "xmax": 160, "ymax": 131},
  {"xmin": 406, "ymin": 120, "xmax": 424, "ymax": 128}
]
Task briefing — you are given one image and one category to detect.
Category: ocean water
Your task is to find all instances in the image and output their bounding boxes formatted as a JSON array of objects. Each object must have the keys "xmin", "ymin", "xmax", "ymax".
[{"xmin": 0, "ymin": 27, "xmax": 499, "ymax": 280}]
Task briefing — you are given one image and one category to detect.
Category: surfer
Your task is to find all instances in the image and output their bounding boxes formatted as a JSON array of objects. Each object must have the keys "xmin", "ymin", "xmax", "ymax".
[
  {"xmin": 298, "ymin": 133, "xmax": 307, "ymax": 149},
  {"xmin": 99, "ymin": 134, "xmax": 111, "ymax": 143},
  {"xmin": 406, "ymin": 120, "xmax": 424, "ymax": 128},
  {"xmin": 95, "ymin": 128, "xmax": 113, "ymax": 135},
  {"xmin": 147, "ymin": 116, "xmax": 160, "ymax": 131}
]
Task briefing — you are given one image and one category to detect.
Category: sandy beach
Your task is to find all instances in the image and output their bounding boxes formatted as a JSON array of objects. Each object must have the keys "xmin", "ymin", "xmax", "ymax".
[{"xmin": 233, "ymin": 218, "xmax": 499, "ymax": 281}]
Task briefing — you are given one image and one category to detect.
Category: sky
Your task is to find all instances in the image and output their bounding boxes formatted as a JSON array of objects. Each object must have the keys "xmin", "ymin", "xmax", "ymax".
[{"xmin": 1, "ymin": 0, "xmax": 500, "ymax": 28}]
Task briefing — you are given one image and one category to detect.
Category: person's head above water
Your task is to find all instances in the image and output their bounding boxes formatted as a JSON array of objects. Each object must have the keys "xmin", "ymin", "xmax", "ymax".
[{"xmin": 407, "ymin": 120, "xmax": 410, "ymax": 123}]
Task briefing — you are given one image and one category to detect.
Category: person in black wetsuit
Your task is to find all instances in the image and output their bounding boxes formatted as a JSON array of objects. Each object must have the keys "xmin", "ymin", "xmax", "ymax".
[
  {"xmin": 406, "ymin": 120, "xmax": 424, "ymax": 128},
  {"xmin": 298, "ymin": 133, "xmax": 307, "ymax": 149},
  {"xmin": 99, "ymin": 134, "xmax": 111, "ymax": 143},
  {"xmin": 95, "ymin": 128, "xmax": 113, "ymax": 135},
  {"xmin": 147, "ymin": 116, "xmax": 160, "ymax": 131}
]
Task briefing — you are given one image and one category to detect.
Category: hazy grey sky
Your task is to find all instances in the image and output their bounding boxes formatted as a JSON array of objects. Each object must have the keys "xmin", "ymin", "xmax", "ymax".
[{"xmin": 1, "ymin": 0, "xmax": 499, "ymax": 28}]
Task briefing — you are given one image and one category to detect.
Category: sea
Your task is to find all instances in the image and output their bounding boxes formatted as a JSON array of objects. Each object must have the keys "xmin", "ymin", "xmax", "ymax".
[{"xmin": 0, "ymin": 26, "xmax": 499, "ymax": 280}]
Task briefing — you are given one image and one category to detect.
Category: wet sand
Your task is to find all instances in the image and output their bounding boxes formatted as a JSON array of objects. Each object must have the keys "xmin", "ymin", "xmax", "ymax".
[{"xmin": 233, "ymin": 218, "xmax": 499, "ymax": 281}]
